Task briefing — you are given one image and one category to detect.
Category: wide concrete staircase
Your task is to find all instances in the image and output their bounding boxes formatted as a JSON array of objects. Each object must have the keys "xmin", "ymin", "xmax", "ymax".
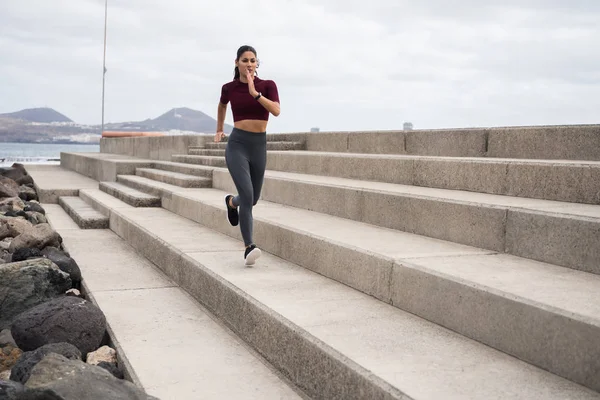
[{"xmin": 57, "ymin": 128, "xmax": 600, "ymax": 399}]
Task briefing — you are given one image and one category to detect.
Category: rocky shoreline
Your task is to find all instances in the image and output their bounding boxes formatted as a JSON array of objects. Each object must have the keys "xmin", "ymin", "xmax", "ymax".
[{"xmin": 0, "ymin": 164, "xmax": 157, "ymax": 399}]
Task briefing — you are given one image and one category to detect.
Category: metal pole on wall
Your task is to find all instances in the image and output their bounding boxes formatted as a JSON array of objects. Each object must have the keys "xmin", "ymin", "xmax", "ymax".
[{"xmin": 101, "ymin": 0, "xmax": 108, "ymax": 136}]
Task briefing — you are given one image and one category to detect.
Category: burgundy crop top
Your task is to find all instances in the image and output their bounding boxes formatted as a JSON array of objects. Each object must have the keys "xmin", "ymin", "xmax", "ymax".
[{"xmin": 219, "ymin": 77, "xmax": 279, "ymax": 122}]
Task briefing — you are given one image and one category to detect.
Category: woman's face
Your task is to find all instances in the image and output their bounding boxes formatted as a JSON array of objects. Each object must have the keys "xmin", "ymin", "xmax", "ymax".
[{"xmin": 236, "ymin": 51, "xmax": 258, "ymax": 76}]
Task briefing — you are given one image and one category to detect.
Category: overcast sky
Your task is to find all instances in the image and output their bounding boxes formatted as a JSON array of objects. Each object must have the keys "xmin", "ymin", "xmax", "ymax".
[{"xmin": 1, "ymin": 0, "xmax": 599, "ymax": 133}]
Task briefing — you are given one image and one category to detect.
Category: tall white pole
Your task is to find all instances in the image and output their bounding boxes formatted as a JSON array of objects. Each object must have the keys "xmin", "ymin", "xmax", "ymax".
[{"xmin": 101, "ymin": 0, "xmax": 108, "ymax": 135}]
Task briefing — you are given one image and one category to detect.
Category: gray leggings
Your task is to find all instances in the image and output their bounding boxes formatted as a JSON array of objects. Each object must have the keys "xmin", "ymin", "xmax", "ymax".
[{"xmin": 225, "ymin": 128, "xmax": 267, "ymax": 246}]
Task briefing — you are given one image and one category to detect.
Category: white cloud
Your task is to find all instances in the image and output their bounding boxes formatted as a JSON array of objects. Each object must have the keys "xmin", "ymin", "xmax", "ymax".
[{"xmin": 0, "ymin": 0, "xmax": 599, "ymax": 132}]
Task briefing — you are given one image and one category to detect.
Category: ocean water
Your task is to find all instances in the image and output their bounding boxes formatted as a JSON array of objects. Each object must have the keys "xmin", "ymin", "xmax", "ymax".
[{"xmin": 0, "ymin": 142, "xmax": 100, "ymax": 167}]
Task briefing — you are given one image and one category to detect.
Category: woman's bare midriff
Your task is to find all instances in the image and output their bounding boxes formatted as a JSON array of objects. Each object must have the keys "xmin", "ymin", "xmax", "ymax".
[{"xmin": 234, "ymin": 119, "xmax": 268, "ymax": 133}]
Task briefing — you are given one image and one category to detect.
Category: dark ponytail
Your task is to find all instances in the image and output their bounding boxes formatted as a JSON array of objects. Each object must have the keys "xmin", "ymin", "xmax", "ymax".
[{"xmin": 233, "ymin": 45, "xmax": 258, "ymax": 79}]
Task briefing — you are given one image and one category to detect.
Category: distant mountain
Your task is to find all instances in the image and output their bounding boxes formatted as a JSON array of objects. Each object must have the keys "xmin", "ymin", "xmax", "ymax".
[
  {"xmin": 0, "ymin": 107, "xmax": 72, "ymax": 123},
  {"xmin": 0, "ymin": 106, "xmax": 232, "ymax": 144},
  {"xmin": 104, "ymin": 107, "xmax": 233, "ymax": 133}
]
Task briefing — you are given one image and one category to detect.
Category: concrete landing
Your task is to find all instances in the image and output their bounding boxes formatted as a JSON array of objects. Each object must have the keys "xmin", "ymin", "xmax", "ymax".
[
  {"xmin": 26, "ymin": 165, "xmax": 99, "ymax": 203},
  {"xmin": 42, "ymin": 204, "xmax": 305, "ymax": 400}
]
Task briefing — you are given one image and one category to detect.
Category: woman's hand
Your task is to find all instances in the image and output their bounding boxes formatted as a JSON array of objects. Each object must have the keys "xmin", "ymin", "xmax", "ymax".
[
  {"xmin": 247, "ymin": 70, "xmax": 259, "ymax": 98},
  {"xmin": 214, "ymin": 131, "xmax": 226, "ymax": 142}
]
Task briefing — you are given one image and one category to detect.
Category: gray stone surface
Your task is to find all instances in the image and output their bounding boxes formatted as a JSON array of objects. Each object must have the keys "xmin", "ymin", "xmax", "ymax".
[
  {"xmin": 154, "ymin": 188, "xmax": 600, "ymax": 390},
  {"xmin": 77, "ymin": 189, "xmax": 132, "ymax": 218},
  {"xmin": 171, "ymin": 155, "xmax": 226, "ymax": 167},
  {"xmin": 505, "ymin": 210, "xmax": 600, "ymax": 274},
  {"xmin": 135, "ymin": 168, "xmax": 211, "ymax": 188},
  {"xmin": 11, "ymin": 296, "xmax": 106, "ymax": 354},
  {"xmin": 0, "ymin": 218, "xmax": 32, "ymax": 240},
  {"xmin": 24, "ymin": 165, "xmax": 99, "ymax": 204},
  {"xmin": 0, "ymin": 198, "xmax": 25, "ymax": 213},
  {"xmin": 98, "ymin": 182, "xmax": 160, "ymax": 208},
  {"xmin": 277, "ymin": 126, "xmax": 600, "ymax": 159},
  {"xmin": 46, "ymin": 207, "xmax": 304, "ymax": 400},
  {"xmin": 40, "ymin": 205, "xmax": 79, "ymax": 231},
  {"xmin": 10, "ymin": 342, "xmax": 82, "ymax": 384},
  {"xmin": 264, "ymin": 151, "xmax": 600, "ymax": 204},
  {"xmin": 25, "ymin": 353, "xmax": 158, "ymax": 400},
  {"xmin": 487, "ymin": 125, "xmax": 600, "ymax": 160},
  {"xmin": 348, "ymin": 131, "xmax": 406, "ymax": 154},
  {"xmin": 33, "ymin": 126, "xmax": 600, "ymax": 398},
  {"xmin": 151, "ymin": 160, "xmax": 214, "ymax": 178},
  {"xmin": 17, "ymin": 186, "xmax": 37, "ymax": 202},
  {"xmin": 104, "ymin": 205, "xmax": 600, "ymax": 398},
  {"xmin": 213, "ymin": 168, "xmax": 600, "ymax": 268},
  {"xmin": 0, "ymin": 380, "xmax": 25, "ymax": 399},
  {"xmin": 0, "ymin": 330, "xmax": 16, "ymax": 347},
  {"xmin": 57, "ymin": 197, "xmax": 108, "ymax": 229},
  {"xmin": 305, "ymin": 131, "xmax": 350, "ymax": 152},
  {"xmin": 115, "ymin": 175, "xmax": 178, "ymax": 199},
  {"xmin": 412, "ymin": 157, "xmax": 509, "ymax": 195},
  {"xmin": 408, "ymin": 129, "xmax": 488, "ymax": 156},
  {"xmin": 505, "ymin": 161, "xmax": 600, "ymax": 204},
  {"xmin": 16, "ymin": 174, "xmax": 34, "ymax": 187},
  {"xmin": 58, "ymin": 153, "xmax": 152, "ymax": 183},
  {"xmin": 24, "ymin": 212, "xmax": 46, "ymax": 226},
  {"xmin": 99, "ymin": 134, "xmax": 207, "ymax": 161},
  {"xmin": 10, "ymin": 248, "xmax": 43, "ymax": 262},
  {"xmin": 187, "ymin": 148, "xmax": 226, "ymax": 156},
  {"xmin": 205, "ymin": 141, "xmax": 305, "ymax": 151},
  {"xmin": 40, "ymin": 247, "xmax": 82, "ymax": 288},
  {"xmin": 9, "ymin": 224, "xmax": 62, "ymax": 253},
  {"xmin": 0, "ymin": 165, "xmax": 27, "ymax": 182},
  {"xmin": 391, "ymin": 254, "xmax": 600, "ymax": 392},
  {"xmin": 0, "ymin": 177, "xmax": 19, "ymax": 199},
  {"xmin": 0, "ymin": 258, "xmax": 71, "ymax": 330},
  {"xmin": 267, "ymin": 151, "xmax": 414, "ymax": 184}
]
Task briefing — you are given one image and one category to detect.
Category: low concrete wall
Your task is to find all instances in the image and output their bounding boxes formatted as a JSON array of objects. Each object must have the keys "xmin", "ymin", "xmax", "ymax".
[
  {"xmin": 487, "ymin": 125, "xmax": 600, "ymax": 160},
  {"xmin": 96, "ymin": 125, "xmax": 600, "ymax": 161},
  {"xmin": 274, "ymin": 125, "xmax": 600, "ymax": 160},
  {"xmin": 100, "ymin": 135, "xmax": 208, "ymax": 161},
  {"xmin": 61, "ymin": 153, "xmax": 153, "ymax": 182},
  {"xmin": 301, "ymin": 131, "xmax": 407, "ymax": 154}
]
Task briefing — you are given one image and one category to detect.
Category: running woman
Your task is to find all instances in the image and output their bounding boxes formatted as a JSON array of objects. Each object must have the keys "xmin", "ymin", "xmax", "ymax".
[{"xmin": 215, "ymin": 45, "xmax": 280, "ymax": 266}]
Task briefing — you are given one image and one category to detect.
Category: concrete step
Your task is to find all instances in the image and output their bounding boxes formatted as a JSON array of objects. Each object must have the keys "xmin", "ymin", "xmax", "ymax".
[
  {"xmin": 43, "ymin": 204, "xmax": 304, "ymax": 400},
  {"xmin": 265, "ymin": 151, "xmax": 600, "ymax": 205},
  {"xmin": 135, "ymin": 168, "xmax": 212, "ymax": 188},
  {"xmin": 97, "ymin": 202, "xmax": 600, "ymax": 398},
  {"xmin": 187, "ymin": 149, "xmax": 225, "ymax": 157},
  {"xmin": 151, "ymin": 160, "xmax": 213, "ymax": 178},
  {"xmin": 171, "ymin": 155, "xmax": 226, "ymax": 168},
  {"xmin": 116, "ymin": 175, "xmax": 184, "ymax": 199},
  {"xmin": 99, "ymin": 181, "xmax": 161, "ymax": 207},
  {"xmin": 57, "ymin": 196, "xmax": 108, "ymax": 229},
  {"xmin": 79, "ymin": 188, "xmax": 134, "ymax": 217},
  {"xmin": 105, "ymin": 176, "xmax": 600, "ymax": 391},
  {"xmin": 211, "ymin": 167, "xmax": 600, "ymax": 275},
  {"xmin": 204, "ymin": 141, "xmax": 305, "ymax": 151}
]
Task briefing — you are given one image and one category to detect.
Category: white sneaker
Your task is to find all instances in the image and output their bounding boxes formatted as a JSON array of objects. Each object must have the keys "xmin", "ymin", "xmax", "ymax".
[{"xmin": 244, "ymin": 245, "xmax": 261, "ymax": 266}]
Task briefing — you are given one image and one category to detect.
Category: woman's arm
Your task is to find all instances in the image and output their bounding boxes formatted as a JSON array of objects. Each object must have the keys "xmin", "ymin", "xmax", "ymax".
[
  {"xmin": 256, "ymin": 96, "xmax": 280, "ymax": 117},
  {"xmin": 217, "ymin": 102, "xmax": 227, "ymax": 131},
  {"xmin": 215, "ymin": 102, "xmax": 227, "ymax": 142},
  {"xmin": 246, "ymin": 70, "xmax": 281, "ymax": 117}
]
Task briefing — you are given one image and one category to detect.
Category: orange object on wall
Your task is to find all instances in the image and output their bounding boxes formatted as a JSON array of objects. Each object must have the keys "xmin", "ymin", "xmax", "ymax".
[{"xmin": 102, "ymin": 131, "xmax": 165, "ymax": 138}]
